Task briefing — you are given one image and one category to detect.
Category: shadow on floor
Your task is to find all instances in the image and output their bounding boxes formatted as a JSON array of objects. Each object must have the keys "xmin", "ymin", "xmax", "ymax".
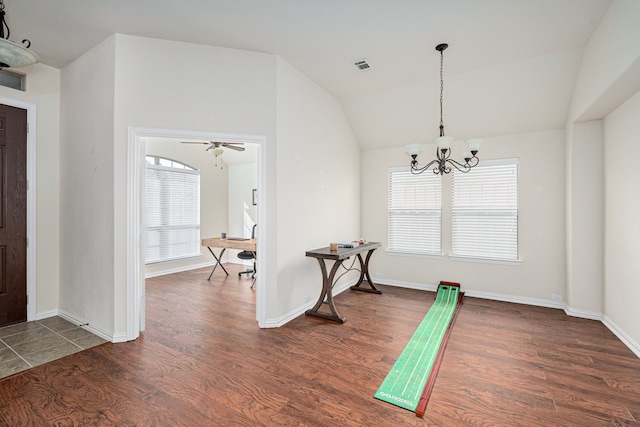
[{"xmin": 0, "ymin": 316, "xmax": 107, "ymax": 379}]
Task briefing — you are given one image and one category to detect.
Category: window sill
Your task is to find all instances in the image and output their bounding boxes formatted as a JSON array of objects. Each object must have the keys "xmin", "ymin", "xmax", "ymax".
[
  {"xmin": 448, "ymin": 255, "xmax": 522, "ymax": 266},
  {"xmin": 145, "ymin": 254, "xmax": 203, "ymax": 265},
  {"xmin": 386, "ymin": 250, "xmax": 444, "ymax": 260}
]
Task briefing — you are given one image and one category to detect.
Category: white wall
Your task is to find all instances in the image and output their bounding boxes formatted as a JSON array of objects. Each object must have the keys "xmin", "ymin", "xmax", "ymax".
[
  {"xmin": 361, "ymin": 129, "xmax": 566, "ymax": 304},
  {"xmin": 565, "ymin": 120, "xmax": 603, "ymax": 316},
  {"xmin": 144, "ymin": 138, "xmax": 229, "ymax": 276},
  {"xmin": 603, "ymin": 90, "xmax": 640, "ymax": 354},
  {"xmin": 228, "ymin": 163, "xmax": 258, "ymax": 262},
  {"xmin": 570, "ymin": 0, "xmax": 640, "ymax": 122},
  {"xmin": 564, "ymin": 0, "xmax": 640, "ymax": 354},
  {"xmin": 0, "ymin": 63, "xmax": 60, "ymax": 318},
  {"xmin": 58, "ymin": 33, "xmax": 363, "ymax": 335},
  {"xmin": 60, "ymin": 34, "xmax": 273, "ymax": 336},
  {"xmin": 60, "ymin": 37, "xmax": 116, "ymax": 336},
  {"xmin": 112, "ymin": 35, "xmax": 276, "ymax": 333},
  {"xmin": 274, "ymin": 57, "xmax": 361, "ymax": 319}
]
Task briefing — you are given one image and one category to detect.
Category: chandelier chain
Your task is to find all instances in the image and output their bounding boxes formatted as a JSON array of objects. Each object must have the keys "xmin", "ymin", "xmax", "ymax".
[
  {"xmin": 0, "ymin": 0, "xmax": 8, "ymax": 41},
  {"xmin": 439, "ymin": 48, "xmax": 444, "ymax": 136}
]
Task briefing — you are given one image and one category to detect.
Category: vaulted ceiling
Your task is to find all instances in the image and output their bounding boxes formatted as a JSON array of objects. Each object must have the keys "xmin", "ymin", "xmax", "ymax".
[{"xmin": 6, "ymin": 0, "xmax": 613, "ymax": 149}]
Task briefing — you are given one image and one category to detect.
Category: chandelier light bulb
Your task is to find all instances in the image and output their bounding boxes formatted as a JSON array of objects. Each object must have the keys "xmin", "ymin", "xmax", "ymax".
[
  {"xmin": 466, "ymin": 138, "xmax": 483, "ymax": 152},
  {"xmin": 406, "ymin": 143, "xmax": 423, "ymax": 156},
  {"xmin": 436, "ymin": 136, "xmax": 453, "ymax": 150}
]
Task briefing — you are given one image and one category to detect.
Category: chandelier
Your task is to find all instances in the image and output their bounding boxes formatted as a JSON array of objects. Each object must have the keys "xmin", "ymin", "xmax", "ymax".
[
  {"xmin": 0, "ymin": 0, "xmax": 38, "ymax": 69},
  {"xmin": 407, "ymin": 43, "xmax": 480, "ymax": 175}
]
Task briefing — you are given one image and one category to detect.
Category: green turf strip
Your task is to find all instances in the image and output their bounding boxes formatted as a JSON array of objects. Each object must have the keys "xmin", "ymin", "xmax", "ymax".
[{"xmin": 374, "ymin": 284, "xmax": 459, "ymax": 412}]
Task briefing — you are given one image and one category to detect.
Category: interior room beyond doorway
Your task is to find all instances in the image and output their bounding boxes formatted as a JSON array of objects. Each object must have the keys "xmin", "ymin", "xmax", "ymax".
[{"xmin": 127, "ymin": 128, "xmax": 266, "ymax": 340}]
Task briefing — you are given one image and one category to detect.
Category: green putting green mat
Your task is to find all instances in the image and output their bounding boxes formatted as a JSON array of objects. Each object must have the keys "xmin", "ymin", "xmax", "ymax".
[{"xmin": 374, "ymin": 284, "xmax": 460, "ymax": 412}]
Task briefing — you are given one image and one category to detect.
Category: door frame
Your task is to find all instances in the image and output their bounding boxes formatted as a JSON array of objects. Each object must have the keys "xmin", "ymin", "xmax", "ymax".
[
  {"xmin": 0, "ymin": 96, "xmax": 37, "ymax": 322},
  {"xmin": 127, "ymin": 127, "xmax": 267, "ymax": 341}
]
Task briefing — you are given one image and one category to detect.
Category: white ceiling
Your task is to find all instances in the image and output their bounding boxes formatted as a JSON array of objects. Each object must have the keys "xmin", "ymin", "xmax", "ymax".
[{"xmin": 5, "ymin": 0, "xmax": 613, "ymax": 148}]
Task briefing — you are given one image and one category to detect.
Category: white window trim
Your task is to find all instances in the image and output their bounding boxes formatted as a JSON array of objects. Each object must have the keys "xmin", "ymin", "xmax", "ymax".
[
  {"xmin": 386, "ymin": 250, "xmax": 444, "ymax": 260},
  {"xmin": 449, "ymin": 255, "xmax": 522, "ymax": 265}
]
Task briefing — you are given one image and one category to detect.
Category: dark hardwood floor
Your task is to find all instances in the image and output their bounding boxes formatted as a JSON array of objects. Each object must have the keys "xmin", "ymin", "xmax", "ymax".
[{"xmin": 1, "ymin": 264, "xmax": 639, "ymax": 426}]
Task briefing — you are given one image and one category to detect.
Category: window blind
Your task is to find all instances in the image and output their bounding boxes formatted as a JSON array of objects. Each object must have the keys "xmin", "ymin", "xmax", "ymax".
[
  {"xmin": 451, "ymin": 159, "xmax": 518, "ymax": 261},
  {"xmin": 145, "ymin": 163, "xmax": 200, "ymax": 264},
  {"xmin": 388, "ymin": 167, "xmax": 441, "ymax": 255}
]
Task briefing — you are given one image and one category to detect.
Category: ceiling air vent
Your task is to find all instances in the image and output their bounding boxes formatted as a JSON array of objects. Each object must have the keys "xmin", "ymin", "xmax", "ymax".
[{"xmin": 352, "ymin": 58, "xmax": 372, "ymax": 72}]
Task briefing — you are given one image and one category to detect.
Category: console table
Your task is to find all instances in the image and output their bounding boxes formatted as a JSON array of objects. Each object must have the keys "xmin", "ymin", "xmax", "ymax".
[{"xmin": 305, "ymin": 242, "xmax": 382, "ymax": 323}]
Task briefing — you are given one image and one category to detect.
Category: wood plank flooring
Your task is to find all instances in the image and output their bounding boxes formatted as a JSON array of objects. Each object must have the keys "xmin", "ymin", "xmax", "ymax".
[{"xmin": 1, "ymin": 264, "xmax": 639, "ymax": 426}]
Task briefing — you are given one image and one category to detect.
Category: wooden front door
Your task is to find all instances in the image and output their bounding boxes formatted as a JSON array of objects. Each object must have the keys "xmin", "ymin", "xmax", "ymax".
[{"xmin": 0, "ymin": 104, "xmax": 27, "ymax": 327}]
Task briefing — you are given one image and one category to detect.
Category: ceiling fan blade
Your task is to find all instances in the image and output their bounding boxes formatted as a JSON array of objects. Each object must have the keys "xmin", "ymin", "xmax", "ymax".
[
  {"xmin": 224, "ymin": 145, "xmax": 245, "ymax": 151},
  {"xmin": 214, "ymin": 141, "xmax": 243, "ymax": 146},
  {"xmin": 180, "ymin": 141, "xmax": 211, "ymax": 145}
]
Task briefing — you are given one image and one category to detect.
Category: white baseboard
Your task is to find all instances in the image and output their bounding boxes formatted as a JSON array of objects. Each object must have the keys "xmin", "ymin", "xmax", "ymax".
[
  {"xmin": 145, "ymin": 259, "xmax": 251, "ymax": 279},
  {"xmin": 36, "ymin": 309, "xmax": 123, "ymax": 343},
  {"xmin": 564, "ymin": 305, "xmax": 602, "ymax": 321},
  {"xmin": 264, "ymin": 279, "xmax": 357, "ymax": 328},
  {"xmin": 374, "ymin": 278, "xmax": 438, "ymax": 292},
  {"xmin": 36, "ymin": 309, "xmax": 59, "ymax": 320},
  {"xmin": 463, "ymin": 289, "xmax": 565, "ymax": 310},
  {"xmin": 145, "ymin": 260, "xmax": 215, "ymax": 278},
  {"xmin": 602, "ymin": 315, "xmax": 640, "ymax": 358},
  {"xmin": 376, "ymin": 279, "xmax": 566, "ymax": 310},
  {"xmin": 355, "ymin": 279, "xmax": 640, "ymax": 359},
  {"xmin": 56, "ymin": 309, "xmax": 117, "ymax": 343}
]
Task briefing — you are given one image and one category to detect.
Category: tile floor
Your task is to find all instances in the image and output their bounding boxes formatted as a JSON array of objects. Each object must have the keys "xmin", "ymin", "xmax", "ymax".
[{"xmin": 0, "ymin": 316, "xmax": 108, "ymax": 379}]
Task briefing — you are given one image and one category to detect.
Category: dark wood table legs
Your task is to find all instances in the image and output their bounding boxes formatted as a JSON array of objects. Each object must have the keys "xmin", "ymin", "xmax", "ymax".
[
  {"xmin": 305, "ymin": 258, "xmax": 346, "ymax": 323},
  {"xmin": 349, "ymin": 251, "xmax": 382, "ymax": 294},
  {"xmin": 305, "ymin": 243, "xmax": 382, "ymax": 323}
]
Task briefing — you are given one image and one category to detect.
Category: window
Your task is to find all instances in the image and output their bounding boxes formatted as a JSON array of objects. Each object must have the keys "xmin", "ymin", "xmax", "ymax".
[
  {"xmin": 388, "ymin": 167, "xmax": 441, "ymax": 255},
  {"xmin": 145, "ymin": 156, "xmax": 200, "ymax": 264},
  {"xmin": 451, "ymin": 158, "xmax": 518, "ymax": 261},
  {"xmin": 0, "ymin": 69, "xmax": 25, "ymax": 91}
]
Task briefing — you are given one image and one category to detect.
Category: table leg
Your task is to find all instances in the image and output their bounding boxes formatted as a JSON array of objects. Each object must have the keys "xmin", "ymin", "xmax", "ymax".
[
  {"xmin": 305, "ymin": 258, "xmax": 346, "ymax": 323},
  {"xmin": 206, "ymin": 247, "xmax": 229, "ymax": 280},
  {"xmin": 349, "ymin": 249, "xmax": 382, "ymax": 294}
]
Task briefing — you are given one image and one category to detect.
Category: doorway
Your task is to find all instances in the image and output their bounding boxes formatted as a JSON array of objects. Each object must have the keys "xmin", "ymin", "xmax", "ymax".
[
  {"xmin": 126, "ymin": 127, "xmax": 267, "ymax": 341},
  {"xmin": 0, "ymin": 98, "xmax": 36, "ymax": 327},
  {"xmin": 0, "ymin": 104, "xmax": 27, "ymax": 326}
]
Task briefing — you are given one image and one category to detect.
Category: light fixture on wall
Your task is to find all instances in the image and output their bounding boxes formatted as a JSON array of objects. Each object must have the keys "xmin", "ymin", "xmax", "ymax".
[
  {"xmin": 407, "ymin": 43, "xmax": 481, "ymax": 175},
  {"xmin": 0, "ymin": 0, "xmax": 38, "ymax": 69}
]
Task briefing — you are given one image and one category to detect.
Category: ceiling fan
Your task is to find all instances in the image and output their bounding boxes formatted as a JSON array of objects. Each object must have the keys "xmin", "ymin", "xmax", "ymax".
[{"xmin": 180, "ymin": 140, "xmax": 245, "ymax": 157}]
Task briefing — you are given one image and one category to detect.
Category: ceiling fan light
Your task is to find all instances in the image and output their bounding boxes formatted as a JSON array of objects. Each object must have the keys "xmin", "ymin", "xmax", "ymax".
[{"xmin": 211, "ymin": 147, "xmax": 224, "ymax": 157}]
